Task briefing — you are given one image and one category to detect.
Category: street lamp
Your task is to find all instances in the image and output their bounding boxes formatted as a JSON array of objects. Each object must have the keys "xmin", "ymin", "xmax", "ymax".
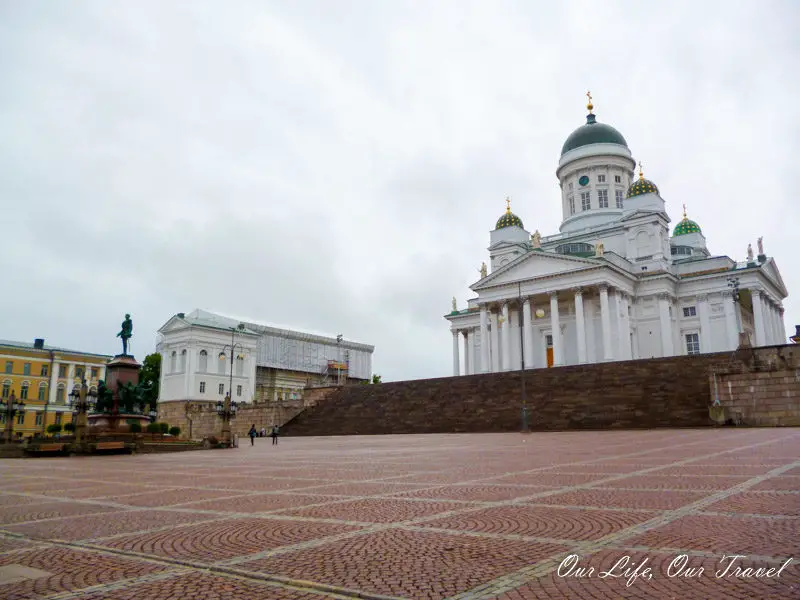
[
  {"xmin": 69, "ymin": 379, "xmax": 97, "ymax": 444},
  {"xmin": 727, "ymin": 276, "xmax": 745, "ymax": 345},
  {"xmin": 336, "ymin": 334, "xmax": 343, "ymax": 385},
  {"xmin": 219, "ymin": 323, "xmax": 246, "ymax": 416},
  {"xmin": 518, "ymin": 282, "xmax": 529, "ymax": 432},
  {"xmin": 216, "ymin": 393, "xmax": 238, "ymax": 446},
  {"xmin": 1, "ymin": 391, "xmax": 26, "ymax": 443}
]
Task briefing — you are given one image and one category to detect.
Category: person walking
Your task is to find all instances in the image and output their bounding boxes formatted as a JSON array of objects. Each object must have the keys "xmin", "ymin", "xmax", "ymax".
[
  {"xmin": 270, "ymin": 424, "xmax": 279, "ymax": 445},
  {"xmin": 248, "ymin": 424, "xmax": 257, "ymax": 446}
]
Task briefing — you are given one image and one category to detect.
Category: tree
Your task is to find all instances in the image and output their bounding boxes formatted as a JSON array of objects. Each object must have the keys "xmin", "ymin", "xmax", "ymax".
[
  {"xmin": 63, "ymin": 422, "xmax": 75, "ymax": 433},
  {"xmin": 169, "ymin": 426, "xmax": 181, "ymax": 437},
  {"xmin": 47, "ymin": 423, "xmax": 62, "ymax": 435},
  {"xmin": 139, "ymin": 353, "xmax": 161, "ymax": 406},
  {"xmin": 371, "ymin": 374, "xmax": 382, "ymax": 384}
]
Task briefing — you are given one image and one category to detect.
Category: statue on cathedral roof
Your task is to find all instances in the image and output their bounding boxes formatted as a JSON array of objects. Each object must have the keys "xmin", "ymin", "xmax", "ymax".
[
  {"xmin": 451, "ymin": 297, "xmax": 457, "ymax": 312},
  {"xmin": 479, "ymin": 262, "xmax": 487, "ymax": 278},
  {"xmin": 595, "ymin": 242, "xmax": 605, "ymax": 257},
  {"xmin": 757, "ymin": 236, "xmax": 764, "ymax": 256},
  {"xmin": 531, "ymin": 230, "xmax": 542, "ymax": 249},
  {"xmin": 747, "ymin": 243, "xmax": 754, "ymax": 262}
]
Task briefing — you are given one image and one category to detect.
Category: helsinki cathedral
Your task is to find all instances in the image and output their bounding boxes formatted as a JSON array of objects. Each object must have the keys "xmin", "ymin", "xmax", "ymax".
[{"xmin": 446, "ymin": 94, "xmax": 789, "ymax": 375}]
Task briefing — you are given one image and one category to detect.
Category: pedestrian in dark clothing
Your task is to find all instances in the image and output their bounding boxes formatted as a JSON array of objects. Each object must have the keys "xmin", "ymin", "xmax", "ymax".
[
  {"xmin": 271, "ymin": 425, "xmax": 279, "ymax": 445},
  {"xmin": 248, "ymin": 424, "xmax": 257, "ymax": 446}
]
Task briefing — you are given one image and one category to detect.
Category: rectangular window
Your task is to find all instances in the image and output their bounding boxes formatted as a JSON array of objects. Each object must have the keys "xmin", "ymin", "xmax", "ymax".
[
  {"xmin": 35, "ymin": 413, "xmax": 43, "ymax": 426},
  {"xmin": 59, "ymin": 365, "xmax": 67, "ymax": 378},
  {"xmin": 199, "ymin": 381, "xmax": 206, "ymax": 393},
  {"xmin": 17, "ymin": 413, "xmax": 24, "ymax": 425},
  {"xmin": 568, "ymin": 195, "xmax": 575, "ymax": 215},
  {"xmin": 75, "ymin": 367, "xmax": 84, "ymax": 379},
  {"xmin": 41, "ymin": 365, "xmax": 48, "ymax": 377},
  {"xmin": 23, "ymin": 363, "xmax": 31, "ymax": 376},
  {"xmin": 237, "ymin": 385, "xmax": 242, "ymax": 397},
  {"xmin": 1, "ymin": 382, "xmax": 9, "ymax": 398},
  {"xmin": 580, "ymin": 192, "xmax": 591, "ymax": 211},
  {"xmin": 598, "ymin": 189, "xmax": 609, "ymax": 208},
  {"xmin": 615, "ymin": 190, "xmax": 624, "ymax": 208},
  {"xmin": 236, "ymin": 357, "xmax": 244, "ymax": 376},
  {"xmin": 91, "ymin": 368, "xmax": 98, "ymax": 379},
  {"xmin": 685, "ymin": 333, "xmax": 700, "ymax": 355},
  {"xmin": 20, "ymin": 385, "xmax": 29, "ymax": 400},
  {"xmin": 545, "ymin": 334, "xmax": 553, "ymax": 347},
  {"xmin": 683, "ymin": 306, "xmax": 697, "ymax": 317},
  {"xmin": 598, "ymin": 174, "xmax": 606, "ymax": 183},
  {"xmin": 4, "ymin": 361, "xmax": 12, "ymax": 374},
  {"xmin": 38, "ymin": 385, "xmax": 46, "ymax": 401},
  {"xmin": 55, "ymin": 413, "xmax": 62, "ymax": 425},
  {"xmin": 614, "ymin": 175, "xmax": 621, "ymax": 183},
  {"xmin": 56, "ymin": 387, "xmax": 65, "ymax": 403},
  {"xmin": 218, "ymin": 356, "xmax": 226, "ymax": 374},
  {"xmin": 218, "ymin": 383, "xmax": 224, "ymax": 395}
]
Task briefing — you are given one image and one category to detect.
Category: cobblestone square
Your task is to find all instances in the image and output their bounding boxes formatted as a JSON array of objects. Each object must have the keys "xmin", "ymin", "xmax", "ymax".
[{"xmin": 1, "ymin": 429, "xmax": 798, "ymax": 599}]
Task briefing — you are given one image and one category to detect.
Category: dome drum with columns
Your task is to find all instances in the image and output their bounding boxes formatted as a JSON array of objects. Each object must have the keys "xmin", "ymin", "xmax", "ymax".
[{"xmin": 446, "ymin": 94, "xmax": 789, "ymax": 375}]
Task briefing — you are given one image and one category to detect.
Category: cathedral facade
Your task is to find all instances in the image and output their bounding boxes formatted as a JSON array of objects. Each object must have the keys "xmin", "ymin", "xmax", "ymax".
[{"xmin": 446, "ymin": 97, "xmax": 789, "ymax": 374}]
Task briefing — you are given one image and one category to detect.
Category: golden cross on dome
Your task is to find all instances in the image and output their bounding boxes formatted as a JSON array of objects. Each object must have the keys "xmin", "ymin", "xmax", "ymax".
[
  {"xmin": 586, "ymin": 90, "xmax": 593, "ymax": 114},
  {"xmin": 638, "ymin": 161, "xmax": 644, "ymax": 180},
  {"xmin": 506, "ymin": 196, "xmax": 511, "ymax": 213},
  {"xmin": 683, "ymin": 203, "xmax": 687, "ymax": 219}
]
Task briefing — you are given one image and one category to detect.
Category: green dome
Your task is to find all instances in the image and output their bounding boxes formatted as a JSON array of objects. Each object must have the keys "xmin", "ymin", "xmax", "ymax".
[
  {"xmin": 561, "ymin": 114, "xmax": 628, "ymax": 155},
  {"xmin": 626, "ymin": 177, "xmax": 659, "ymax": 198},
  {"xmin": 496, "ymin": 210, "xmax": 524, "ymax": 230},
  {"xmin": 673, "ymin": 218, "xmax": 702, "ymax": 236}
]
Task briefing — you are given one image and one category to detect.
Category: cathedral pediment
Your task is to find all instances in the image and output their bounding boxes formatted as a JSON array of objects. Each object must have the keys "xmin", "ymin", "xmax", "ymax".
[
  {"xmin": 761, "ymin": 259, "xmax": 788, "ymax": 296},
  {"xmin": 472, "ymin": 250, "xmax": 600, "ymax": 290},
  {"xmin": 157, "ymin": 315, "xmax": 189, "ymax": 334}
]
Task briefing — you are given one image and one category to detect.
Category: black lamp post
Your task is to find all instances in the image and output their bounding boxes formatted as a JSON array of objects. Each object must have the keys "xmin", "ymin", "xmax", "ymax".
[
  {"xmin": 1, "ymin": 391, "xmax": 26, "ymax": 443},
  {"xmin": 70, "ymin": 379, "xmax": 97, "ymax": 444},
  {"xmin": 336, "ymin": 334, "xmax": 343, "ymax": 385},
  {"xmin": 727, "ymin": 276, "xmax": 745, "ymax": 345},
  {"xmin": 219, "ymin": 324, "xmax": 246, "ymax": 413},
  {"xmin": 518, "ymin": 282, "xmax": 529, "ymax": 432}
]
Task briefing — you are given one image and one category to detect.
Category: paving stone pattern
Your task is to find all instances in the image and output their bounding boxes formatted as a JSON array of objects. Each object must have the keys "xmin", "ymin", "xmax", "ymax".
[{"xmin": 1, "ymin": 429, "xmax": 798, "ymax": 599}]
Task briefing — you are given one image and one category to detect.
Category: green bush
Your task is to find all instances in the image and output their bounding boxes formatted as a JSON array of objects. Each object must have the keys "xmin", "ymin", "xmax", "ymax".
[
  {"xmin": 46, "ymin": 423, "xmax": 62, "ymax": 434},
  {"xmin": 168, "ymin": 426, "xmax": 181, "ymax": 437},
  {"xmin": 146, "ymin": 422, "xmax": 161, "ymax": 433},
  {"xmin": 129, "ymin": 423, "xmax": 142, "ymax": 433},
  {"xmin": 159, "ymin": 422, "xmax": 169, "ymax": 434},
  {"xmin": 63, "ymin": 422, "xmax": 75, "ymax": 432}
]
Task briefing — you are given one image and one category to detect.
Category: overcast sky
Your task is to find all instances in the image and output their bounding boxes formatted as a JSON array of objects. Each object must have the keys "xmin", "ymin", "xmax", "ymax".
[{"xmin": 1, "ymin": 1, "xmax": 798, "ymax": 381}]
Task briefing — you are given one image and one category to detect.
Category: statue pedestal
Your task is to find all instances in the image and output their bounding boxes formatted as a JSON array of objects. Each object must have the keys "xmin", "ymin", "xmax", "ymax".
[{"xmin": 105, "ymin": 355, "xmax": 142, "ymax": 428}]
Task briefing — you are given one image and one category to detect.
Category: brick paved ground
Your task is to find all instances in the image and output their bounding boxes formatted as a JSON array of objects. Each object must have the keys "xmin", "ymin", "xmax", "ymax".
[{"xmin": 1, "ymin": 429, "xmax": 798, "ymax": 599}]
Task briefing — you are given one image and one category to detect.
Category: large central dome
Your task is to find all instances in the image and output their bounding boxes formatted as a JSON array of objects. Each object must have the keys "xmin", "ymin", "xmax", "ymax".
[{"xmin": 561, "ymin": 113, "xmax": 628, "ymax": 156}]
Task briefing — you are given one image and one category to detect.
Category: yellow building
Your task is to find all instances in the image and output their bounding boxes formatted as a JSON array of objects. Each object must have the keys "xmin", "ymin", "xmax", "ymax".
[{"xmin": 0, "ymin": 338, "xmax": 112, "ymax": 439}]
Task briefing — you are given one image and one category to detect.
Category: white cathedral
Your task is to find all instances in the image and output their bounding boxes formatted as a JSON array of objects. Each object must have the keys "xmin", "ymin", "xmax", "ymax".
[{"xmin": 446, "ymin": 96, "xmax": 789, "ymax": 375}]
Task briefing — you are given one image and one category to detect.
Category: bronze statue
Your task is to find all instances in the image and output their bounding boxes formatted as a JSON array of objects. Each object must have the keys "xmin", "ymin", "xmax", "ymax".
[{"xmin": 117, "ymin": 314, "xmax": 133, "ymax": 355}]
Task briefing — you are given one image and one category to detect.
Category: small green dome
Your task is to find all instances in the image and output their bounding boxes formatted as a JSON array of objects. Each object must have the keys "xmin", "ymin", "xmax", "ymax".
[
  {"xmin": 673, "ymin": 218, "xmax": 702, "ymax": 236},
  {"xmin": 561, "ymin": 113, "xmax": 628, "ymax": 155},
  {"xmin": 496, "ymin": 210, "xmax": 524, "ymax": 230},
  {"xmin": 626, "ymin": 177, "xmax": 659, "ymax": 198}
]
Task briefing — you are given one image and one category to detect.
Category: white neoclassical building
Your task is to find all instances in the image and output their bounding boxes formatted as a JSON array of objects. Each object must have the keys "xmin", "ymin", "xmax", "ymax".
[
  {"xmin": 446, "ymin": 97, "xmax": 789, "ymax": 375},
  {"xmin": 157, "ymin": 309, "xmax": 374, "ymax": 405}
]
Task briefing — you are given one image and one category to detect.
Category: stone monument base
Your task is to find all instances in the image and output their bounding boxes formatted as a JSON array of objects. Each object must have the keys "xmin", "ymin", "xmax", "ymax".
[{"xmin": 88, "ymin": 413, "xmax": 151, "ymax": 430}]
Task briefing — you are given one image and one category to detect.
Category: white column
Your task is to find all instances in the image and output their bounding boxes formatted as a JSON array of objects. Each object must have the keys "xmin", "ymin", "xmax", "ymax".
[
  {"xmin": 766, "ymin": 299, "xmax": 777, "ymax": 345},
  {"xmin": 574, "ymin": 289, "xmax": 587, "ymax": 364},
  {"xmin": 66, "ymin": 363, "xmax": 75, "ymax": 399},
  {"xmin": 778, "ymin": 308, "xmax": 787, "ymax": 343},
  {"xmin": 751, "ymin": 289, "xmax": 766, "ymax": 347},
  {"xmin": 490, "ymin": 311, "xmax": 500, "ymax": 372},
  {"xmin": 616, "ymin": 290, "xmax": 628, "ymax": 360},
  {"xmin": 658, "ymin": 294, "xmax": 674, "ymax": 356},
  {"xmin": 620, "ymin": 292, "xmax": 632, "ymax": 360},
  {"xmin": 722, "ymin": 291, "xmax": 738, "ymax": 350},
  {"xmin": 452, "ymin": 330, "xmax": 460, "ymax": 376},
  {"xmin": 463, "ymin": 331, "xmax": 471, "ymax": 375},
  {"xmin": 631, "ymin": 327, "xmax": 640, "ymax": 359},
  {"xmin": 479, "ymin": 306, "xmax": 489, "ymax": 373},
  {"xmin": 48, "ymin": 360, "xmax": 59, "ymax": 403},
  {"xmin": 501, "ymin": 302, "xmax": 511, "ymax": 371},
  {"xmin": 471, "ymin": 328, "xmax": 479, "ymax": 373},
  {"xmin": 522, "ymin": 298, "xmax": 534, "ymax": 368},
  {"xmin": 697, "ymin": 294, "xmax": 712, "ymax": 354},
  {"xmin": 550, "ymin": 292, "xmax": 563, "ymax": 366},
  {"xmin": 599, "ymin": 285, "xmax": 613, "ymax": 361},
  {"xmin": 771, "ymin": 302, "xmax": 781, "ymax": 344},
  {"xmin": 584, "ymin": 295, "xmax": 597, "ymax": 363}
]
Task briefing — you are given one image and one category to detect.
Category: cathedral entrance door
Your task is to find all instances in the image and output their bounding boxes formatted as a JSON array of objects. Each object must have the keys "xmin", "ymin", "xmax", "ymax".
[{"xmin": 545, "ymin": 334, "xmax": 554, "ymax": 368}]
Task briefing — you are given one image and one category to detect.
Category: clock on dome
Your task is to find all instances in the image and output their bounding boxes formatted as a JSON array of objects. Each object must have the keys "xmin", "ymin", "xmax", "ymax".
[{"xmin": 579, "ymin": 175, "xmax": 589, "ymax": 186}]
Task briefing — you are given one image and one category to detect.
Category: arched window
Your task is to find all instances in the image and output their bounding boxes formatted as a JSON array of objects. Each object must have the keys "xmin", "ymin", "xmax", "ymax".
[
  {"xmin": 1, "ymin": 380, "xmax": 9, "ymax": 398},
  {"xmin": 236, "ymin": 355, "xmax": 244, "ymax": 376},
  {"xmin": 218, "ymin": 353, "xmax": 227, "ymax": 374},
  {"xmin": 170, "ymin": 351, "xmax": 177, "ymax": 373},
  {"xmin": 20, "ymin": 381, "xmax": 29, "ymax": 400},
  {"xmin": 179, "ymin": 349, "xmax": 187, "ymax": 372},
  {"xmin": 38, "ymin": 383, "xmax": 47, "ymax": 401},
  {"xmin": 199, "ymin": 350, "xmax": 208, "ymax": 372},
  {"xmin": 56, "ymin": 384, "xmax": 65, "ymax": 403}
]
